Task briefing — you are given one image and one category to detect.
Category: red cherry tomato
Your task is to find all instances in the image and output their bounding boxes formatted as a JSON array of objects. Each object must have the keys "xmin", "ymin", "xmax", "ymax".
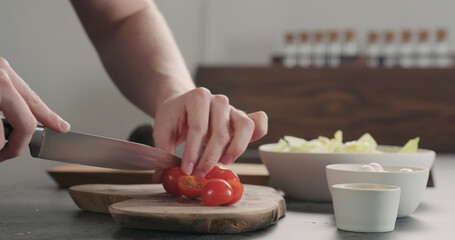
[
  {"xmin": 206, "ymin": 165, "xmax": 224, "ymax": 177},
  {"xmin": 224, "ymin": 180, "xmax": 244, "ymax": 205},
  {"xmin": 161, "ymin": 167, "xmax": 186, "ymax": 197},
  {"xmin": 201, "ymin": 179, "xmax": 233, "ymax": 206},
  {"xmin": 205, "ymin": 168, "xmax": 240, "ymax": 182},
  {"xmin": 177, "ymin": 175, "xmax": 207, "ymax": 199}
]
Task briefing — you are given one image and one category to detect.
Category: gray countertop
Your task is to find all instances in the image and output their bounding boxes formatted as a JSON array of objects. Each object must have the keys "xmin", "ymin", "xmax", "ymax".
[{"xmin": 1, "ymin": 156, "xmax": 455, "ymax": 240}]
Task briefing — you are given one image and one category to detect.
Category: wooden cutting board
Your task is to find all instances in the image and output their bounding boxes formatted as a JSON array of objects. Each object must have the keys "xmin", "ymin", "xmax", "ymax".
[
  {"xmin": 49, "ymin": 163, "xmax": 269, "ymax": 187},
  {"xmin": 69, "ymin": 184, "xmax": 285, "ymax": 233}
]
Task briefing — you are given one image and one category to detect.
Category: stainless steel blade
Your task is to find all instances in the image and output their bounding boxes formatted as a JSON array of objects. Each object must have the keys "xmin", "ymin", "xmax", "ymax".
[{"xmin": 29, "ymin": 127, "xmax": 181, "ymax": 170}]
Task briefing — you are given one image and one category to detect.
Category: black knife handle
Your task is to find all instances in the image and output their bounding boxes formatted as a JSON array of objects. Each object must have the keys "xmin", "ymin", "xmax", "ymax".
[{"xmin": 2, "ymin": 118, "xmax": 12, "ymax": 140}]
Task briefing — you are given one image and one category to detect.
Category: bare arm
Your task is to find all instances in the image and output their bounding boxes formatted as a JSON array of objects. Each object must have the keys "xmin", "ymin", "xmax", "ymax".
[
  {"xmin": 71, "ymin": 0, "xmax": 194, "ymax": 117},
  {"xmin": 71, "ymin": 0, "xmax": 268, "ymax": 179}
]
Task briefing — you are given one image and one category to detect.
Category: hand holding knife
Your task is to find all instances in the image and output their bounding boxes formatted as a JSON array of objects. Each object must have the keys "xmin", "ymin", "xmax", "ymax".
[{"xmin": 2, "ymin": 118, "xmax": 181, "ymax": 170}]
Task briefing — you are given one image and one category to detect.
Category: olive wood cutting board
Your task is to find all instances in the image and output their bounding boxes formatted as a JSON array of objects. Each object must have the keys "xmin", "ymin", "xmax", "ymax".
[
  {"xmin": 48, "ymin": 163, "xmax": 269, "ymax": 187},
  {"xmin": 69, "ymin": 184, "xmax": 285, "ymax": 233}
]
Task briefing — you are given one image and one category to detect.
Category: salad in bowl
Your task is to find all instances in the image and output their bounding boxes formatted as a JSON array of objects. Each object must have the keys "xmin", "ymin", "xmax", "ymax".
[{"xmin": 259, "ymin": 131, "xmax": 434, "ymax": 202}]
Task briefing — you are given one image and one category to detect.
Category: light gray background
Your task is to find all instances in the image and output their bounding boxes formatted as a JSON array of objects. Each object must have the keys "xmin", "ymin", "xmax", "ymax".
[{"xmin": 0, "ymin": 0, "xmax": 452, "ymax": 185}]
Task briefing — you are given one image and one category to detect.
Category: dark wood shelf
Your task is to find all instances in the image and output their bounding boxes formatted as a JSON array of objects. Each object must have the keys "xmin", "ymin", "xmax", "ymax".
[{"xmin": 196, "ymin": 66, "xmax": 455, "ymax": 152}]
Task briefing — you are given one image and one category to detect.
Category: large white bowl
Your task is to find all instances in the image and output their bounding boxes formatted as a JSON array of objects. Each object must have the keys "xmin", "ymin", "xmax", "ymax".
[
  {"xmin": 326, "ymin": 164, "xmax": 429, "ymax": 218},
  {"xmin": 259, "ymin": 143, "xmax": 435, "ymax": 202}
]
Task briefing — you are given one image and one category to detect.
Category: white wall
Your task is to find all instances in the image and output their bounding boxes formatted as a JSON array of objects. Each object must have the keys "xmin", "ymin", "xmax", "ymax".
[
  {"xmin": 0, "ymin": 0, "xmax": 453, "ymax": 185},
  {"xmin": 201, "ymin": 0, "xmax": 455, "ymax": 65},
  {"xmin": 156, "ymin": 0, "xmax": 204, "ymax": 73},
  {"xmin": 0, "ymin": 0, "xmax": 202, "ymax": 185}
]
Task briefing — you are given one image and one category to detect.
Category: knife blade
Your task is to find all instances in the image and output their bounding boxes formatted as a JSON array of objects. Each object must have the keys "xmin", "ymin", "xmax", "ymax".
[{"xmin": 2, "ymin": 119, "xmax": 181, "ymax": 170}]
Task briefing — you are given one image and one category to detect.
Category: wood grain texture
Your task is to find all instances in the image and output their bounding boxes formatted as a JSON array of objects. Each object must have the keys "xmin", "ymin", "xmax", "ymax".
[
  {"xmin": 69, "ymin": 184, "xmax": 286, "ymax": 233},
  {"xmin": 109, "ymin": 185, "xmax": 285, "ymax": 233},
  {"xmin": 196, "ymin": 66, "xmax": 455, "ymax": 152},
  {"xmin": 69, "ymin": 184, "xmax": 160, "ymax": 213},
  {"xmin": 49, "ymin": 163, "xmax": 269, "ymax": 187},
  {"xmin": 49, "ymin": 166, "xmax": 154, "ymax": 188}
]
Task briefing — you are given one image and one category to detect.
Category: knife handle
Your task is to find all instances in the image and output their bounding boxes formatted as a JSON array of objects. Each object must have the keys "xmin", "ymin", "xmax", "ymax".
[
  {"xmin": 1, "ymin": 118, "xmax": 45, "ymax": 157},
  {"xmin": 2, "ymin": 118, "xmax": 12, "ymax": 139}
]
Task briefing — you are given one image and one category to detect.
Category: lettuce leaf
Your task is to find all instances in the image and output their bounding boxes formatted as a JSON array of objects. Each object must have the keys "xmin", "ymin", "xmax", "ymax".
[
  {"xmin": 276, "ymin": 131, "xmax": 419, "ymax": 154},
  {"xmin": 398, "ymin": 137, "xmax": 420, "ymax": 153}
]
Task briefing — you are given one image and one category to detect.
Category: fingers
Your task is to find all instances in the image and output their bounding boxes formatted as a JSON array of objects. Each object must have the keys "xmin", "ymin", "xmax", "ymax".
[
  {"xmin": 6, "ymin": 63, "xmax": 70, "ymax": 133},
  {"xmin": 0, "ymin": 57, "xmax": 70, "ymax": 162},
  {"xmin": 192, "ymin": 95, "xmax": 231, "ymax": 176},
  {"xmin": 181, "ymin": 88, "xmax": 211, "ymax": 175},
  {"xmin": 219, "ymin": 108, "xmax": 255, "ymax": 165},
  {"xmin": 247, "ymin": 111, "xmax": 268, "ymax": 142},
  {"xmin": 151, "ymin": 87, "xmax": 268, "ymax": 178},
  {"xmin": 0, "ymin": 69, "xmax": 37, "ymax": 161}
]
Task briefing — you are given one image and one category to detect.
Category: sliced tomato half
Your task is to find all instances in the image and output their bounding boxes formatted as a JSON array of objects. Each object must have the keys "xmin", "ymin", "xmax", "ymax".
[
  {"xmin": 177, "ymin": 175, "xmax": 207, "ymax": 199},
  {"xmin": 224, "ymin": 180, "xmax": 244, "ymax": 205},
  {"xmin": 201, "ymin": 179, "xmax": 233, "ymax": 206}
]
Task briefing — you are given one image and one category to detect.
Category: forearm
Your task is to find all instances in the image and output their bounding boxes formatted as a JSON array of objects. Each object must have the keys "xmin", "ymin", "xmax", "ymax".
[
  {"xmin": 72, "ymin": 0, "xmax": 195, "ymax": 117},
  {"xmin": 71, "ymin": 1, "xmax": 268, "ymax": 177}
]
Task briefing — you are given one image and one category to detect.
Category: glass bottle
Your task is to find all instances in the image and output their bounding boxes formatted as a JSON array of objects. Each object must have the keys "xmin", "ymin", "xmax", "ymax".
[
  {"xmin": 327, "ymin": 30, "xmax": 341, "ymax": 67},
  {"xmin": 383, "ymin": 31, "xmax": 397, "ymax": 68},
  {"xmin": 298, "ymin": 32, "xmax": 311, "ymax": 67},
  {"xmin": 366, "ymin": 31, "xmax": 381, "ymax": 67},
  {"xmin": 434, "ymin": 29, "xmax": 452, "ymax": 68},
  {"xmin": 398, "ymin": 30, "xmax": 414, "ymax": 68},
  {"xmin": 311, "ymin": 31, "xmax": 326, "ymax": 67},
  {"xmin": 416, "ymin": 30, "xmax": 431, "ymax": 68},
  {"xmin": 341, "ymin": 29, "xmax": 358, "ymax": 65},
  {"xmin": 283, "ymin": 32, "xmax": 298, "ymax": 67}
]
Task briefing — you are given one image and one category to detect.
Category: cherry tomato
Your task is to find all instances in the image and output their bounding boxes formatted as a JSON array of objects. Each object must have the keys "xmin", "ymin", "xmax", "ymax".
[
  {"xmin": 177, "ymin": 175, "xmax": 207, "ymax": 199},
  {"xmin": 205, "ymin": 168, "xmax": 240, "ymax": 182},
  {"xmin": 206, "ymin": 165, "xmax": 224, "ymax": 177},
  {"xmin": 201, "ymin": 179, "xmax": 233, "ymax": 206},
  {"xmin": 224, "ymin": 180, "xmax": 244, "ymax": 205},
  {"xmin": 161, "ymin": 167, "xmax": 186, "ymax": 197}
]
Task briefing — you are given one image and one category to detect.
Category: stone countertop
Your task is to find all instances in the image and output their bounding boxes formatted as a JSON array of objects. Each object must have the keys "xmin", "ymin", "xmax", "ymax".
[{"xmin": 1, "ymin": 155, "xmax": 454, "ymax": 240}]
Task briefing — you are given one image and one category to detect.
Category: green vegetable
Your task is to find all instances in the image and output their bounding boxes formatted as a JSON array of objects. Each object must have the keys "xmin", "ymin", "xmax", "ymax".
[
  {"xmin": 276, "ymin": 131, "xmax": 419, "ymax": 154},
  {"xmin": 398, "ymin": 137, "xmax": 420, "ymax": 153}
]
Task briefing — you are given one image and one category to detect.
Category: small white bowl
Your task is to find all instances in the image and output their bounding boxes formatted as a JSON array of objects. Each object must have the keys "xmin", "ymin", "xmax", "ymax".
[
  {"xmin": 259, "ymin": 143, "xmax": 434, "ymax": 202},
  {"xmin": 332, "ymin": 183, "xmax": 401, "ymax": 233},
  {"xmin": 326, "ymin": 164, "xmax": 429, "ymax": 217}
]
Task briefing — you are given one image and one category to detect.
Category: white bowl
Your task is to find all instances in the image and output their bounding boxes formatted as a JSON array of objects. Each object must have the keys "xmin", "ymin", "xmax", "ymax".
[
  {"xmin": 259, "ymin": 143, "xmax": 435, "ymax": 202},
  {"xmin": 331, "ymin": 183, "xmax": 401, "ymax": 233},
  {"xmin": 326, "ymin": 164, "xmax": 429, "ymax": 217}
]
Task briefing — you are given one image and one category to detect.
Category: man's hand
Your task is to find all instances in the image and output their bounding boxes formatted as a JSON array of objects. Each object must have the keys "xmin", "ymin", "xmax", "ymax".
[
  {"xmin": 0, "ymin": 57, "xmax": 70, "ymax": 162},
  {"xmin": 152, "ymin": 88, "xmax": 267, "ymax": 182}
]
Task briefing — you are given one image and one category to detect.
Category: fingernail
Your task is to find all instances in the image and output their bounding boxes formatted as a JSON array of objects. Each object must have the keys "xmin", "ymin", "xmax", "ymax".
[
  {"xmin": 184, "ymin": 162, "xmax": 194, "ymax": 175},
  {"xmin": 193, "ymin": 169, "xmax": 205, "ymax": 177},
  {"xmin": 59, "ymin": 119, "xmax": 70, "ymax": 132},
  {"xmin": 221, "ymin": 154, "xmax": 234, "ymax": 164}
]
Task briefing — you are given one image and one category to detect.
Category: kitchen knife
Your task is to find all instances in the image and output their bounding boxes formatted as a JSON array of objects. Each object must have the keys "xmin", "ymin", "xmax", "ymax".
[{"xmin": 2, "ymin": 118, "xmax": 181, "ymax": 170}]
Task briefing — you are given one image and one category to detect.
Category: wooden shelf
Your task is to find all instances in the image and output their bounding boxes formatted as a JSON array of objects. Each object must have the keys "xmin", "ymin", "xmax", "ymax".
[{"xmin": 195, "ymin": 66, "xmax": 455, "ymax": 152}]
